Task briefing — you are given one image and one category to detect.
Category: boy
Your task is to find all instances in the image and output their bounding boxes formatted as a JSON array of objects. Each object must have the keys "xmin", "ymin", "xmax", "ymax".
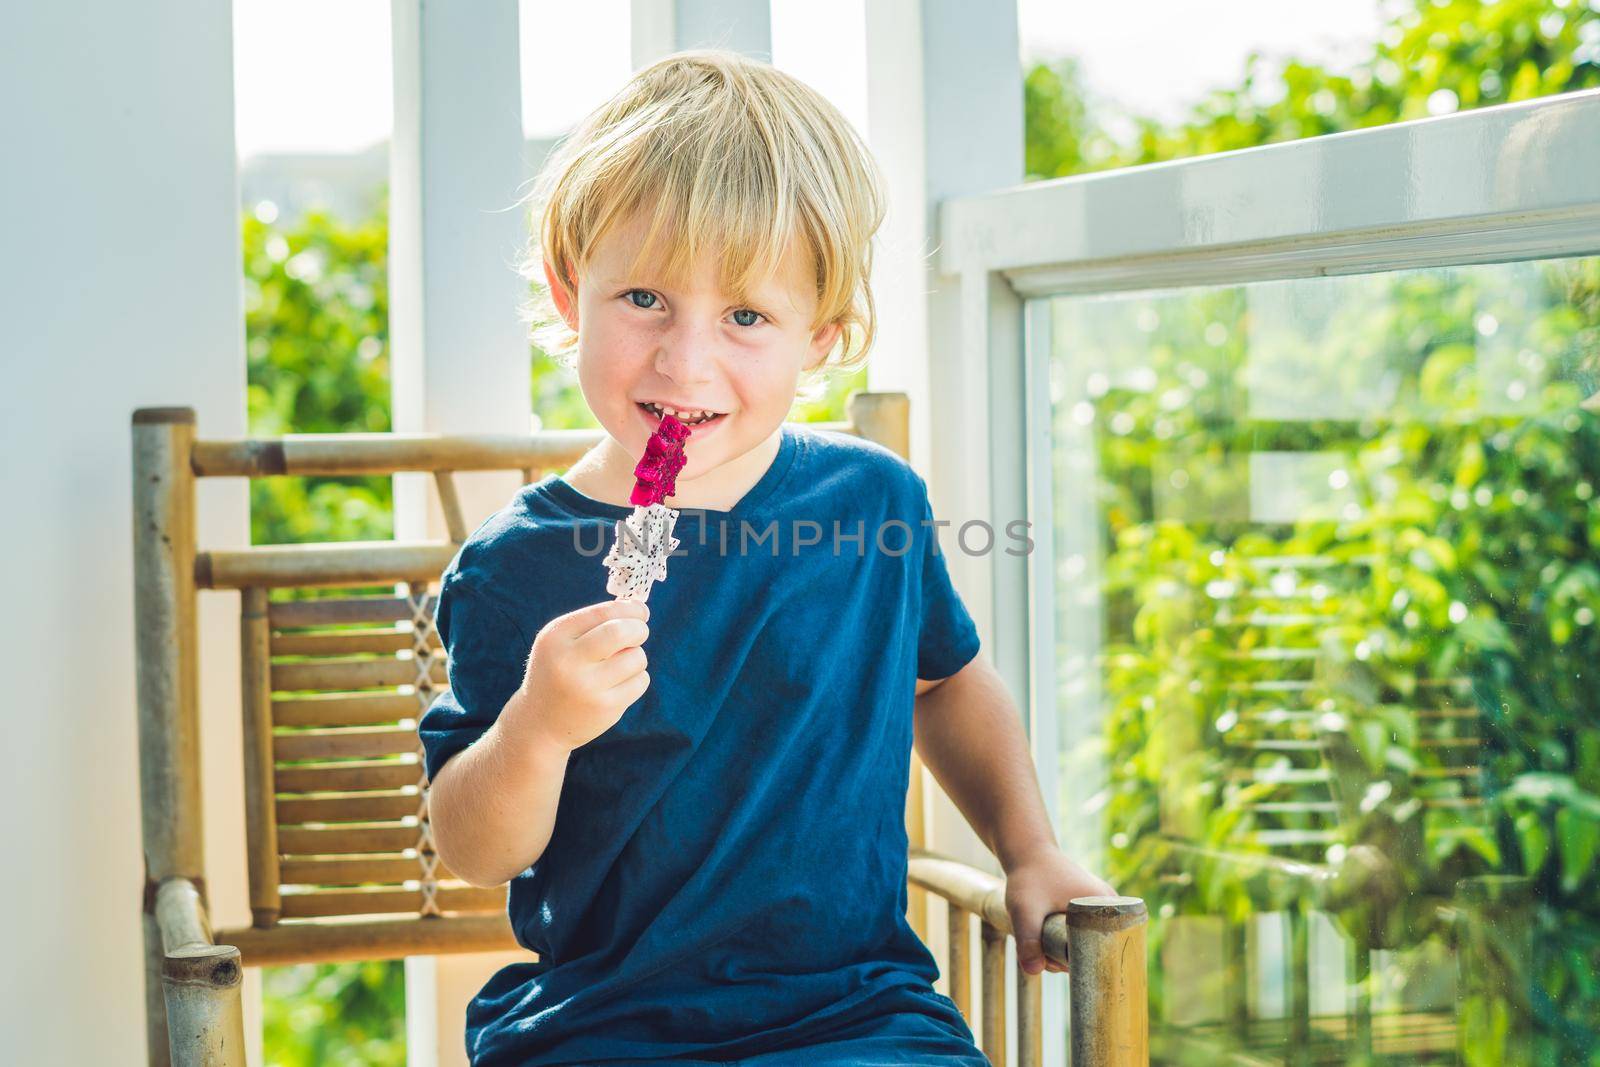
[{"xmin": 419, "ymin": 49, "xmax": 1113, "ymax": 1065}]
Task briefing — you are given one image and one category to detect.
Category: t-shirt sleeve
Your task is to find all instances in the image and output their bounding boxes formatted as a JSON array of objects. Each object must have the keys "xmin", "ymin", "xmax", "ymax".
[
  {"xmin": 417, "ymin": 574, "xmax": 533, "ymax": 782},
  {"xmin": 913, "ymin": 472, "xmax": 982, "ymax": 681}
]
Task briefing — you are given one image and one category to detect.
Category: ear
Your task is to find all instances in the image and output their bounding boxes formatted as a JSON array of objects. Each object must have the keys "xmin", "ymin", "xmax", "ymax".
[
  {"xmin": 805, "ymin": 321, "xmax": 843, "ymax": 372},
  {"xmin": 543, "ymin": 257, "xmax": 579, "ymax": 331}
]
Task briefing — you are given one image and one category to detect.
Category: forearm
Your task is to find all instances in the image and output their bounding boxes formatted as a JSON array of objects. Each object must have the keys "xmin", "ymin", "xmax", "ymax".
[
  {"xmin": 912, "ymin": 655, "xmax": 1058, "ymax": 871},
  {"xmin": 428, "ymin": 693, "xmax": 572, "ymax": 887}
]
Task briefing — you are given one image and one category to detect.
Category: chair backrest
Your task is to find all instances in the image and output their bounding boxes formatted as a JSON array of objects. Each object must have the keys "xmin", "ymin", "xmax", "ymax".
[{"xmin": 133, "ymin": 392, "xmax": 915, "ymax": 967}]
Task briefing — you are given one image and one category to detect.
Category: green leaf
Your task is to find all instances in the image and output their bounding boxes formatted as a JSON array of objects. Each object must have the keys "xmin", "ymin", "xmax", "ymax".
[
  {"xmin": 1557, "ymin": 808, "xmax": 1600, "ymax": 894},
  {"xmin": 1516, "ymin": 810, "xmax": 1549, "ymax": 874}
]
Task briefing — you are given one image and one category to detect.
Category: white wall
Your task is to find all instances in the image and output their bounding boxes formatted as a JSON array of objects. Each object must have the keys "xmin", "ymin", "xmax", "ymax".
[{"xmin": 0, "ymin": 1, "xmax": 256, "ymax": 1064}]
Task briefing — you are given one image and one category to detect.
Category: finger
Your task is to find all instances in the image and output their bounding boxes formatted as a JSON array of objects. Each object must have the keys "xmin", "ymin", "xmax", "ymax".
[
  {"xmin": 553, "ymin": 598, "xmax": 648, "ymax": 640},
  {"xmin": 1017, "ymin": 935, "xmax": 1047, "ymax": 976},
  {"xmin": 598, "ymin": 666, "xmax": 649, "ymax": 704},
  {"xmin": 574, "ymin": 617, "xmax": 650, "ymax": 660},
  {"xmin": 593, "ymin": 644, "xmax": 648, "ymax": 690}
]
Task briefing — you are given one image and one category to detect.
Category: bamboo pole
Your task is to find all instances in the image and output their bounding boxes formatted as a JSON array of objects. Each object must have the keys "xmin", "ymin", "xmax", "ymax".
[
  {"xmin": 276, "ymin": 791, "xmax": 420, "ymax": 825},
  {"xmin": 189, "ymin": 429, "xmax": 601, "ymax": 477},
  {"xmin": 156, "ymin": 878, "xmax": 245, "ymax": 1067},
  {"xmin": 1067, "ymin": 896, "xmax": 1149, "ymax": 1067},
  {"xmin": 907, "ymin": 848, "xmax": 1012, "ymax": 932},
  {"xmin": 433, "ymin": 470, "xmax": 469, "ymax": 542},
  {"xmin": 273, "ymin": 692, "xmax": 424, "ymax": 728},
  {"xmin": 948, "ymin": 903, "xmax": 972, "ymax": 1020},
  {"xmin": 132, "ymin": 407, "xmax": 204, "ymax": 1067},
  {"xmin": 241, "ymin": 587, "xmax": 280, "ymax": 927},
  {"xmin": 269, "ymin": 656, "xmax": 447, "ymax": 693},
  {"xmin": 277, "ymin": 884, "xmax": 503, "ymax": 919},
  {"xmin": 218, "ymin": 913, "xmax": 519, "ymax": 966},
  {"xmin": 846, "ymin": 390, "xmax": 911, "ymax": 459},
  {"xmin": 906, "ymin": 751, "xmax": 928, "ymax": 939},
  {"xmin": 273, "ymin": 727, "xmax": 421, "ymax": 762},
  {"xmin": 982, "ymin": 921, "xmax": 1008, "ymax": 1067},
  {"xmin": 855, "ymin": 393, "xmax": 929, "ymax": 942},
  {"xmin": 276, "ymin": 823, "xmax": 424, "ymax": 855},
  {"xmin": 269, "ymin": 594, "xmax": 438, "ymax": 628},
  {"xmin": 197, "ymin": 540, "xmax": 458, "ymax": 590},
  {"xmin": 280, "ymin": 855, "xmax": 434, "ymax": 886},
  {"xmin": 271, "ymin": 630, "xmax": 441, "ymax": 657},
  {"xmin": 1017, "ymin": 956, "xmax": 1042, "ymax": 1067},
  {"xmin": 275, "ymin": 759, "xmax": 421, "ymax": 793}
]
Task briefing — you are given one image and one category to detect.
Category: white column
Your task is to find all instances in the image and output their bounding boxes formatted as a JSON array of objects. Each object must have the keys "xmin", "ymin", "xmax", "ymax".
[
  {"xmin": 0, "ymin": 0, "xmax": 254, "ymax": 1063},
  {"xmin": 916, "ymin": 5, "xmax": 1042, "ymax": 1065},
  {"xmin": 388, "ymin": 4, "xmax": 533, "ymax": 1066},
  {"xmin": 860, "ymin": 2, "xmax": 1044, "ymax": 1062},
  {"xmin": 845, "ymin": 0, "xmax": 1028, "ymax": 858},
  {"xmin": 631, "ymin": 0, "xmax": 773, "ymax": 67},
  {"xmin": 390, "ymin": 0, "xmax": 533, "ymax": 527}
]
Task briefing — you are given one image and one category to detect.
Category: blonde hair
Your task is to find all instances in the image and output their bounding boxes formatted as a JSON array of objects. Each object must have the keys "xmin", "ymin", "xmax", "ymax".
[{"xmin": 517, "ymin": 49, "xmax": 887, "ymax": 403}]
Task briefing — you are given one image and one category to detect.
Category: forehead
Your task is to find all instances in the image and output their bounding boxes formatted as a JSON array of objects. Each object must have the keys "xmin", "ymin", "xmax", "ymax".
[{"xmin": 587, "ymin": 208, "xmax": 815, "ymax": 308}]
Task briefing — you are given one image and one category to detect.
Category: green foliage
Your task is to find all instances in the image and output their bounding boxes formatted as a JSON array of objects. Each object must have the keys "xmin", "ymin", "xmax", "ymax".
[
  {"xmin": 1070, "ymin": 257, "xmax": 1600, "ymax": 1061},
  {"xmin": 243, "ymin": 202, "xmax": 394, "ymax": 545},
  {"xmin": 1026, "ymin": 0, "xmax": 1600, "ymax": 179},
  {"xmin": 261, "ymin": 961, "xmax": 407, "ymax": 1067}
]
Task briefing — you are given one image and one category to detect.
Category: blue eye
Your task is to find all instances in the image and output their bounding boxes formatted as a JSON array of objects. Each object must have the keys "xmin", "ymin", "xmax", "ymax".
[{"xmin": 623, "ymin": 289, "xmax": 764, "ymax": 326}]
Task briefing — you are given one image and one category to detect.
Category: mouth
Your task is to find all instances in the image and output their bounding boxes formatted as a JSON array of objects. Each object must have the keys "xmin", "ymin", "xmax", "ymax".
[{"xmin": 636, "ymin": 401, "xmax": 727, "ymax": 430}]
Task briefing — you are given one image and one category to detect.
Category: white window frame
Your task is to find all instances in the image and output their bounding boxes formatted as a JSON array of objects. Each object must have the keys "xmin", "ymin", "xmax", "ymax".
[{"xmin": 934, "ymin": 83, "xmax": 1600, "ymax": 899}]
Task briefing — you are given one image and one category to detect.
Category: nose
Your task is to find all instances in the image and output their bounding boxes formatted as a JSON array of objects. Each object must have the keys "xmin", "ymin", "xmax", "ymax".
[{"xmin": 653, "ymin": 325, "xmax": 717, "ymax": 386}]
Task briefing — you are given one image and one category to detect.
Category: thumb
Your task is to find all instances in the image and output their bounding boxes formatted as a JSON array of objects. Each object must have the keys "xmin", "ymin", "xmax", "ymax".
[{"xmin": 1018, "ymin": 936, "xmax": 1045, "ymax": 975}]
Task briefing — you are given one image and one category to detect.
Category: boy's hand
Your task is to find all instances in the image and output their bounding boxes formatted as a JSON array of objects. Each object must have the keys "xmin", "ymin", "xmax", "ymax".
[
  {"xmin": 508, "ymin": 599, "xmax": 651, "ymax": 752},
  {"xmin": 1003, "ymin": 846, "xmax": 1117, "ymax": 975}
]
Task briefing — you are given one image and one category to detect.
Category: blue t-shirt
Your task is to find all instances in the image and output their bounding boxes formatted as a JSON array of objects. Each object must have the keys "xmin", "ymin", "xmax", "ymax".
[{"xmin": 419, "ymin": 422, "xmax": 987, "ymax": 1066}]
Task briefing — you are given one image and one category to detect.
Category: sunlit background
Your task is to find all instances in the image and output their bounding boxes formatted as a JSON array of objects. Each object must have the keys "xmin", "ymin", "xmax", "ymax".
[{"xmin": 233, "ymin": 1, "xmax": 1600, "ymax": 1064}]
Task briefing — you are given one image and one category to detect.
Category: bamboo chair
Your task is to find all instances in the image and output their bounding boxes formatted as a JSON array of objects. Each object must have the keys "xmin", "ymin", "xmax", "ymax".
[{"xmin": 131, "ymin": 391, "xmax": 1149, "ymax": 1067}]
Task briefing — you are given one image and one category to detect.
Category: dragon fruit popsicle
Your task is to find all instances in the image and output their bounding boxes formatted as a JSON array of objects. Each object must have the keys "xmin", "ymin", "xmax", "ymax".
[{"xmin": 602, "ymin": 412, "xmax": 692, "ymax": 601}]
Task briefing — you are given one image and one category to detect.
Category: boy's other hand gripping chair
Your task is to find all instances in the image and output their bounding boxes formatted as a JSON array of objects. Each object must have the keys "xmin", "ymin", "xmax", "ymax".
[{"xmin": 131, "ymin": 392, "xmax": 1149, "ymax": 1067}]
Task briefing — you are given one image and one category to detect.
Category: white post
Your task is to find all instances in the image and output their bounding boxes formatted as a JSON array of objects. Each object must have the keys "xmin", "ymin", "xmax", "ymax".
[
  {"xmin": 389, "ymin": 3, "xmax": 533, "ymax": 1065},
  {"xmin": 922, "ymin": 3, "xmax": 1034, "ymax": 1055},
  {"xmin": 631, "ymin": 0, "xmax": 773, "ymax": 67},
  {"xmin": 861, "ymin": 1, "xmax": 1041, "ymax": 1061}
]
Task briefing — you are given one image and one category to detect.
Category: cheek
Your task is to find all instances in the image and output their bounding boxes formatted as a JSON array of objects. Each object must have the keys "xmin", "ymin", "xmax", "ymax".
[
  {"xmin": 725, "ymin": 360, "xmax": 801, "ymax": 420},
  {"xmin": 578, "ymin": 311, "xmax": 654, "ymax": 381}
]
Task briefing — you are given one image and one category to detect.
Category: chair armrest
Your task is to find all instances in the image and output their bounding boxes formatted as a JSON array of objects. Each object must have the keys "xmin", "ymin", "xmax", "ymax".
[
  {"xmin": 908, "ymin": 846, "xmax": 1150, "ymax": 1065},
  {"xmin": 908, "ymin": 846, "xmax": 1069, "ymax": 965},
  {"xmin": 154, "ymin": 877, "xmax": 247, "ymax": 1067}
]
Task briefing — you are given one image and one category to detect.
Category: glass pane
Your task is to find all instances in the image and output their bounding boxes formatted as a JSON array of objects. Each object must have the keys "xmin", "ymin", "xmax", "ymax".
[{"xmin": 1045, "ymin": 257, "xmax": 1600, "ymax": 1064}]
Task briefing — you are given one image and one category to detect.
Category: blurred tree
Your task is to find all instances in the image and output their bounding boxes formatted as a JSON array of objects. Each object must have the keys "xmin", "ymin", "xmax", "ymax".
[
  {"xmin": 261, "ymin": 961, "xmax": 407, "ymax": 1067},
  {"xmin": 243, "ymin": 201, "xmax": 394, "ymax": 546},
  {"xmin": 1026, "ymin": 0, "xmax": 1600, "ymax": 180}
]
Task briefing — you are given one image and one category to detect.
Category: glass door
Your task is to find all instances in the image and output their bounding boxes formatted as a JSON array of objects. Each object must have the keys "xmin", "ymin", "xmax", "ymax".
[{"xmin": 1035, "ymin": 256, "xmax": 1600, "ymax": 1064}]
